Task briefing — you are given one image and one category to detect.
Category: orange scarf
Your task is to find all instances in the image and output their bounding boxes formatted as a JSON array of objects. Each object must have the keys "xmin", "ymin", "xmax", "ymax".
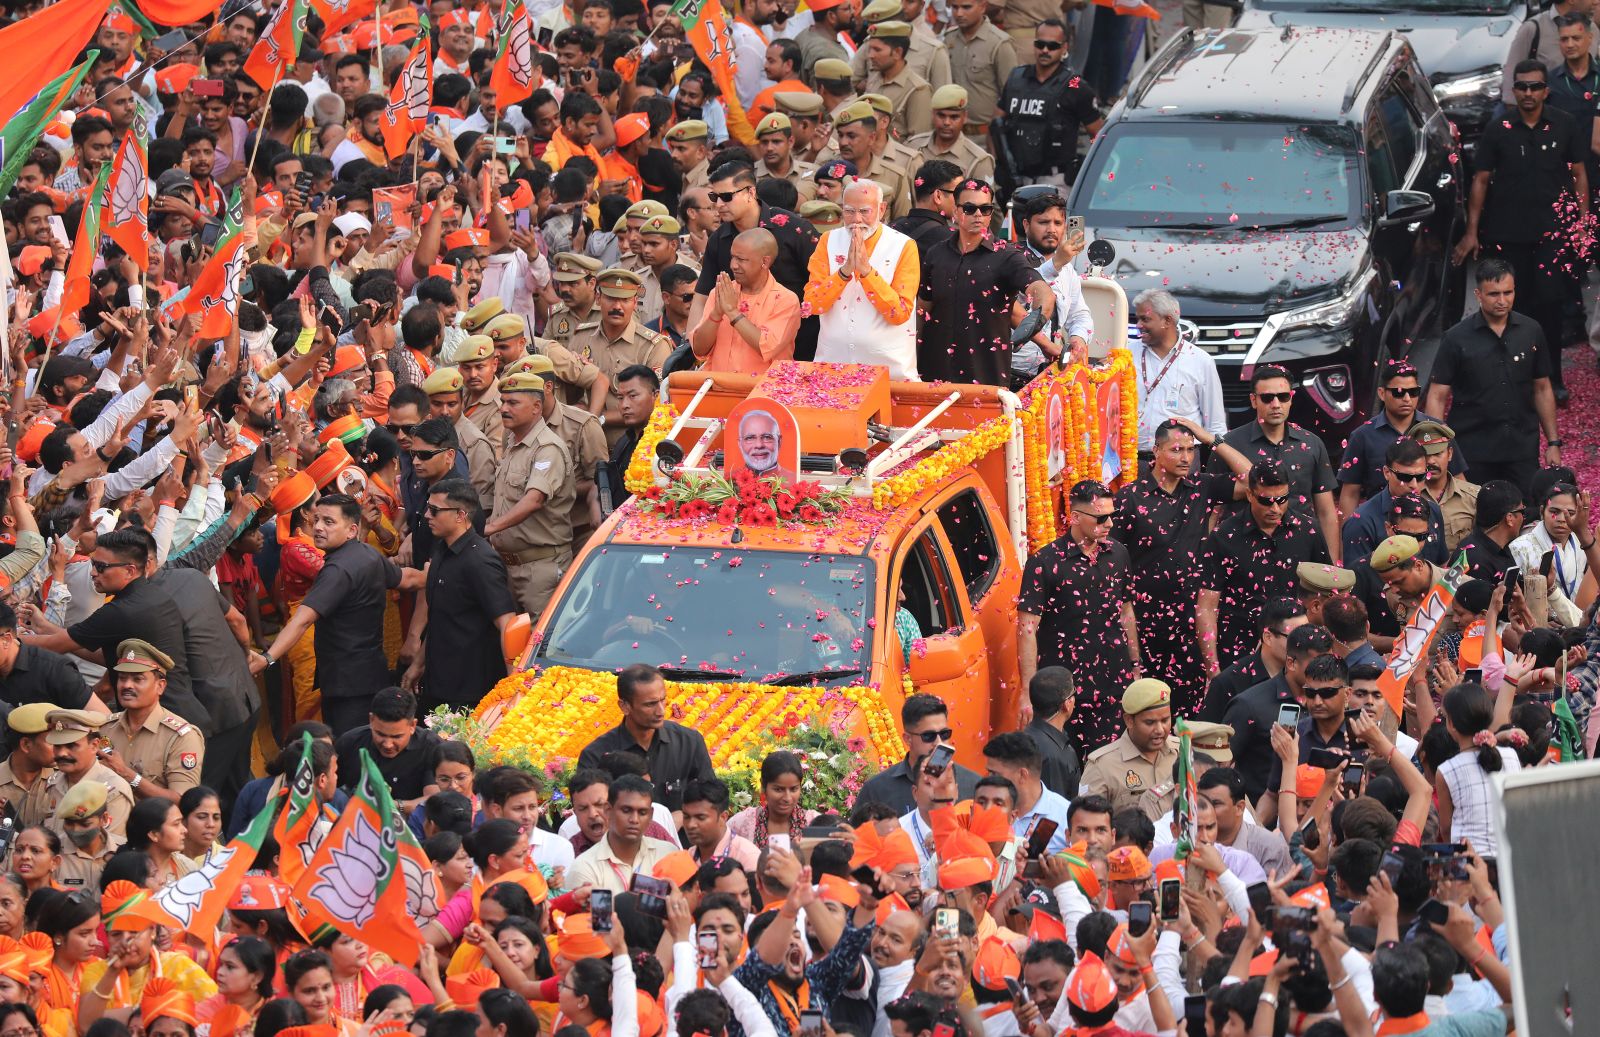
[
  {"xmin": 1377, "ymin": 1013, "xmax": 1431, "ymax": 1036},
  {"xmin": 766, "ymin": 977, "xmax": 808, "ymax": 1033}
]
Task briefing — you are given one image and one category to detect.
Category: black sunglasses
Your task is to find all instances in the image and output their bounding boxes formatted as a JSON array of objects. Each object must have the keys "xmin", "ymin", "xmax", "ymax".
[
  {"xmin": 1301, "ymin": 685, "xmax": 1345, "ymax": 699},
  {"xmin": 958, "ymin": 202, "xmax": 995, "ymax": 215},
  {"xmin": 90, "ymin": 560, "xmax": 135, "ymax": 573},
  {"xmin": 1072, "ymin": 510, "xmax": 1114, "ymax": 525},
  {"xmin": 410, "ymin": 448, "xmax": 448, "ymax": 461},
  {"xmin": 1390, "ymin": 470, "xmax": 1428, "ymax": 484},
  {"xmin": 913, "ymin": 728, "xmax": 955, "ymax": 743},
  {"xmin": 1513, "ymin": 80, "xmax": 1547, "ymax": 91},
  {"xmin": 675, "ymin": 292, "xmax": 696, "ymax": 302},
  {"xmin": 1253, "ymin": 492, "xmax": 1290, "ymax": 508},
  {"xmin": 1383, "ymin": 386, "xmax": 1422, "ymax": 398},
  {"xmin": 425, "ymin": 503, "xmax": 465, "ymax": 516},
  {"xmin": 1034, "ymin": 39, "xmax": 1063, "ymax": 49},
  {"xmin": 386, "ymin": 422, "xmax": 418, "ymax": 437},
  {"xmin": 708, "ymin": 186, "xmax": 751, "ymax": 203},
  {"xmin": 1254, "ymin": 391, "xmax": 1293, "ymax": 404}
]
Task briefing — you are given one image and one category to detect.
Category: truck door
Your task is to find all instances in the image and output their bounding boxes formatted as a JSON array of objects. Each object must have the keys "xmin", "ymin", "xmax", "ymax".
[
  {"xmin": 895, "ymin": 517, "xmax": 994, "ymax": 765},
  {"xmin": 934, "ymin": 486, "xmax": 1022, "ymax": 727}
]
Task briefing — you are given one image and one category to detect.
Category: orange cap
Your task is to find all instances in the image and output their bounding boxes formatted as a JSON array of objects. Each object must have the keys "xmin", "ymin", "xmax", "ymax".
[
  {"xmin": 1107, "ymin": 845, "xmax": 1151, "ymax": 882},
  {"xmin": 817, "ymin": 873, "xmax": 860, "ymax": 908},
  {"xmin": 1060, "ymin": 842, "xmax": 1101, "ymax": 902},
  {"xmin": 1248, "ymin": 948, "xmax": 1278, "ymax": 978},
  {"xmin": 1295, "ymin": 764, "xmax": 1324, "ymax": 799},
  {"xmin": 971, "ymin": 936, "xmax": 1021, "ymax": 991},
  {"xmin": 869, "ymin": 829, "xmax": 919, "ymax": 872},
  {"xmin": 305, "ymin": 441, "xmax": 353, "ymax": 490},
  {"xmin": 873, "ymin": 893, "xmax": 911, "ymax": 926},
  {"xmin": 318, "ymin": 413, "xmax": 367, "ymax": 446},
  {"xmin": 1027, "ymin": 908, "xmax": 1067, "ymax": 944},
  {"xmin": 937, "ymin": 855, "xmax": 995, "ymax": 891},
  {"xmin": 558, "ymin": 914, "xmax": 610, "ymax": 960},
  {"xmin": 0, "ymin": 936, "xmax": 27, "ymax": 984},
  {"xmin": 102, "ymin": 879, "xmax": 173, "ymax": 932},
  {"xmin": 442, "ymin": 228, "xmax": 490, "ymax": 251},
  {"xmin": 962, "ymin": 803, "xmax": 1013, "ymax": 845},
  {"xmin": 489, "ymin": 868, "xmax": 549, "ymax": 906},
  {"xmin": 615, "ymin": 112, "xmax": 651, "ymax": 148},
  {"xmin": 1105, "ymin": 925, "xmax": 1136, "ymax": 966},
  {"xmin": 653, "ymin": 849, "xmax": 700, "ymax": 889},
  {"xmin": 445, "ymin": 967, "xmax": 501, "ymax": 1006},
  {"xmin": 330, "ymin": 345, "xmax": 367, "ymax": 377},
  {"xmin": 270, "ymin": 471, "xmax": 318, "ymax": 516},
  {"xmin": 15, "ymin": 245, "xmax": 52, "ymax": 277},
  {"xmin": 16, "ymin": 420, "xmax": 55, "ymax": 463},
  {"xmin": 140, "ymin": 976, "xmax": 198, "ymax": 1027},
  {"xmin": 1065, "ymin": 951, "xmax": 1118, "ymax": 1013},
  {"xmin": 1289, "ymin": 883, "xmax": 1331, "ymax": 910},
  {"xmin": 1154, "ymin": 858, "xmax": 1182, "ymax": 884},
  {"xmin": 103, "ymin": 10, "xmax": 138, "ymax": 33}
]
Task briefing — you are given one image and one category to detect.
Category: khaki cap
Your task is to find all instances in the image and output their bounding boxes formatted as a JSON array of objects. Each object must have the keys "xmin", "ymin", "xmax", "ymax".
[
  {"xmin": 774, "ymin": 91, "xmax": 824, "ymax": 117},
  {"xmin": 665, "ymin": 119, "xmax": 709, "ymax": 143},
  {"xmin": 813, "ymin": 58, "xmax": 853, "ymax": 82},
  {"xmin": 867, "ymin": 19, "xmax": 911, "ymax": 40},
  {"xmin": 1409, "ymin": 420, "xmax": 1455, "ymax": 456},
  {"xmin": 798, "ymin": 199, "xmax": 843, "ymax": 228},
  {"xmin": 1369, "ymin": 535, "xmax": 1422, "ymax": 574},
  {"xmin": 506, "ymin": 354, "xmax": 555, "ymax": 377},
  {"xmin": 112, "ymin": 638, "xmax": 174, "ymax": 674},
  {"xmin": 45, "ymin": 709, "xmax": 109, "ymax": 746},
  {"xmin": 1187, "ymin": 721, "xmax": 1234, "ymax": 762},
  {"xmin": 499, "ymin": 372, "xmax": 547, "ymax": 394},
  {"xmin": 862, "ymin": 93, "xmax": 893, "ymax": 116},
  {"xmin": 611, "ymin": 213, "xmax": 629, "ymax": 234},
  {"xmin": 422, "ymin": 368, "xmax": 465, "ymax": 395},
  {"xmin": 860, "ymin": 0, "xmax": 899, "ymax": 21},
  {"xmin": 836, "ymin": 100, "xmax": 878, "ymax": 126},
  {"xmin": 930, "ymin": 84, "xmax": 969, "ymax": 111},
  {"xmin": 463, "ymin": 298, "xmax": 505, "ymax": 332},
  {"xmin": 1122, "ymin": 678, "xmax": 1171, "ymax": 715},
  {"xmin": 552, "ymin": 252, "xmax": 603, "ymax": 281},
  {"xmin": 485, "ymin": 314, "xmax": 528, "ymax": 342},
  {"xmin": 625, "ymin": 200, "xmax": 671, "ymax": 219},
  {"xmin": 596, "ymin": 268, "xmax": 643, "ymax": 297},
  {"xmin": 6, "ymin": 702, "xmax": 56, "ymax": 735},
  {"xmin": 57, "ymin": 780, "xmax": 108, "ymax": 821},
  {"xmin": 1297, "ymin": 562, "xmax": 1356, "ymax": 594},
  {"xmin": 757, "ymin": 112, "xmax": 793, "ymax": 136},
  {"xmin": 640, "ymin": 215, "xmax": 682, "ymax": 236},
  {"xmin": 452, "ymin": 335, "xmax": 495, "ymax": 363}
]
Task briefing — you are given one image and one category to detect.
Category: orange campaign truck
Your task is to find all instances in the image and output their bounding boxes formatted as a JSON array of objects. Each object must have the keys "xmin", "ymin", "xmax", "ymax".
[{"xmin": 473, "ymin": 347, "xmax": 1139, "ymax": 782}]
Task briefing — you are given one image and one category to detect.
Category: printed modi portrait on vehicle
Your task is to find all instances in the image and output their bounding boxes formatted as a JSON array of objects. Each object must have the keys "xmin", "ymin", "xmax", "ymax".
[{"xmin": 727, "ymin": 397, "xmax": 801, "ymax": 486}]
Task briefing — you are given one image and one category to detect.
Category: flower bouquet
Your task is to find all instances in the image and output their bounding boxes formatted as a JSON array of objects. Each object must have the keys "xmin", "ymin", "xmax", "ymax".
[{"xmin": 634, "ymin": 467, "xmax": 853, "ymax": 527}]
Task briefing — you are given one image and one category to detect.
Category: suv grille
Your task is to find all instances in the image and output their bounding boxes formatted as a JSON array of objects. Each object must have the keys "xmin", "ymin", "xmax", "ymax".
[{"xmin": 1190, "ymin": 319, "xmax": 1264, "ymax": 356}]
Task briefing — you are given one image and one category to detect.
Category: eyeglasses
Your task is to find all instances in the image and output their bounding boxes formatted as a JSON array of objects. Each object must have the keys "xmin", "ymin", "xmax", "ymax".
[
  {"xmin": 90, "ymin": 560, "xmax": 135, "ymax": 574},
  {"xmin": 410, "ymin": 448, "xmax": 447, "ymax": 461},
  {"xmin": 741, "ymin": 434, "xmax": 778, "ymax": 445},
  {"xmin": 1254, "ymin": 391, "xmax": 1293, "ymax": 404},
  {"xmin": 424, "ymin": 503, "xmax": 465, "ymax": 516},
  {"xmin": 1389, "ymin": 469, "xmax": 1428, "ymax": 484},
  {"xmin": 935, "ymin": 182, "xmax": 962, "ymax": 195},
  {"xmin": 1383, "ymin": 386, "xmax": 1422, "ymax": 398},
  {"xmin": 841, "ymin": 206, "xmax": 877, "ymax": 217},
  {"xmin": 1513, "ymin": 80, "xmax": 1548, "ymax": 91},
  {"xmin": 1072, "ymin": 510, "xmax": 1114, "ymax": 525},
  {"xmin": 675, "ymin": 292, "xmax": 696, "ymax": 303},
  {"xmin": 958, "ymin": 202, "xmax": 995, "ymax": 215},
  {"xmin": 1034, "ymin": 39, "xmax": 1063, "ymax": 49},
  {"xmin": 912, "ymin": 728, "xmax": 955, "ymax": 743},
  {"xmin": 3, "ymin": 1025, "xmax": 40, "ymax": 1037},
  {"xmin": 386, "ymin": 422, "xmax": 418, "ymax": 437},
  {"xmin": 1301, "ymin": 684, "xmax": 1345, "ymax": 700},
  {"xmin": 1253, "ymin": 493, "xmax": 1290, "ymax": 508},
  {"xmin": 708, "ymin": 186, "xmax": 752, "ymax": 203}
]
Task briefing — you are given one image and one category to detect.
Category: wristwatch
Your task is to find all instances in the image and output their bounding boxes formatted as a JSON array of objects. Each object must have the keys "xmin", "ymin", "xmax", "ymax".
[
  {"xmin": 1549, "ymin": 439, "xmax": 1564, "ymax": 447},
  {"xmin": 128, "ymin": 773, "xmax": 143, "ymax": 790}
]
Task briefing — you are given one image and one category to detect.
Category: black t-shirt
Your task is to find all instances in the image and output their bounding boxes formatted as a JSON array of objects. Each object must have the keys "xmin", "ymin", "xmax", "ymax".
[
  {"xmin": 336, "ymin": 725, "xmax": 442, "ymax": 802},
  {"xmin": 0, "ymin": 644, "xmax": 91, "ymax": 710},
  {"xmin": 696, "ymin": 205, "xmax": 818, "ymax": 298},
  {"xmin": 67, "ymin": 577, "xmax": 209, "ymax": 730},
  {"xmin": 423, "ymin": 531, "xmax": 520, "ymax": 706},
  {"xmin": 1018, "ymin": 536, "xmax": 1135, "ymax": 679},
  {"xmin": 917, "ymin": 236, "xmax": 1045, "ymax": 385},
  {"xmin": 1475, "ymin": 106, "xmax": 1587, "ymax": 243},
  {"xmin": 1113, "ymin": 473, "xmax": 1234, "ymax": 587},
  {"xmin": 303, "ymin": 540, "xmax": 403, "ymax": 701},
  {"xmin": 1198, "ymin": 510, "xmax": 1330, "ymax": 668},
  {"xmin": 1431, "ymin": 310, "xmax": 1550, "ymax": 464},
  {"xmin": 999, "ymin": 65, "xmax": 1101, "ymax": 176}
]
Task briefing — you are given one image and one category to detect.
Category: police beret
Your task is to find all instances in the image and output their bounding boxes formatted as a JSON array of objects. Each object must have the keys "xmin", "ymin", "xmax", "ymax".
[
  {"xmin": 665, "ymin": 120, "xmax": 710, "ymax": 143},
  {"xmin": 774, "ymin": 91, "xmax": 824, "ymax": 117},
  {"xmin": 462, "ymin": 298, "xmax": 504, "ymax": 334},
  {"xmin": 625, "ymin": 200, "xmax": 671, "ymax": 220},
  {"xmin": 1297, "ymin": 562, "xmax": 1355, "ymax": 593},
  {"xmin": 1408, "ymin": 420, "xmax": 1455, "ymax": 456},
  {"xmin": 421, "ymin": 368, "xmax": 465, "ymax": 395},
  {"xmin": 756, "ymin": 112, "xmax": 793, "ymax": 136},
  {"xmin": 57, "ymin": 780, "xmax": 108, "ymax": 820},
  {"xmin": 868, "ymin": 19, "xmax": 912, "ymax": 40},
  {"xmin": 597, "ymin": 268, "xmax": 644, "ymax": 297},
  {"xmin": 930, "ymin": 84, "xmax": 969, "ymax": 111},
  {"xmin": 112, "ymin": 638, "xmax": 175, "ymax": 674},
  {"xmin": 813, "ymin": 58, "xmax": 854, "ymax": 82},
  {"xmin": 640, "ymin": 215, "xmax": 683, "ymax": 236},
  {"xmin": 485, "ymin": 314, "xmax": 528, "ymax": 342},
  {"xmin": 1369, "ymin": 535, "xmax": 1421, "ymax": 573},
  {"xmin": 6, "ymin": 702, "xmax": 55, "ymax": 735},
  {"xmin": 452, "ymin": 335, "xmax": 495, "ymax": 363},
  {"xmin": 499, "ymin": 372, "xmax": 547, "ymax": 394},
  {"xmin": 836, "ymin": 100, "xmax": 879, "ymax": 126},
  {"xmin": 1122, "ymin": 678, "xmax": 1171, "ymax": 715},
  {"xmin": 552, "ymin": 252, "xmax": 603, "ymax": 280}
]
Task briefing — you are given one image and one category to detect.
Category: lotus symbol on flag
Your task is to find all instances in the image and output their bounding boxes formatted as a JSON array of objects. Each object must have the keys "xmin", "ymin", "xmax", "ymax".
[
  {"xmin": 404, "ymin": 56, "xmax": 430, "ymax": 119},
  {"xmin": 109, "ymin": 150, "xmax": 146, "ymax": 237},
  {"xmin": 212, "ymin": 247, "xmax": 249, "ymax": 318},
  {"xmin": 401, "ymin": 849, "xmax": 441, "ymax": 921},
  {"xmin": 305, "ymin": 811, "xmax": 392, "ymax": 927},
  {"xmin": 154, "ymin": 844, "xmax": 236, "ymax": 928},
  {"xmin": 505, "ymin": 17, "xmax": 533, "ymax": 89}
]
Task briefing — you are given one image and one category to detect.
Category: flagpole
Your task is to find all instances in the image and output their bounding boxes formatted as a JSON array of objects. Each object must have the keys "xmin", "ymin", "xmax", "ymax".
[
  {"xmin": 373, "ymin": 6, "xmax": 384, "ymax": 90},
  {"xmin": 245, "ymin": 60, "xmax": 290, "ymax": 187}
]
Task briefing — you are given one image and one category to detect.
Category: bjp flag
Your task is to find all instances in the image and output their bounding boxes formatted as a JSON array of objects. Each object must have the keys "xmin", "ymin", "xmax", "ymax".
[
  {"xmin": 309, "ymin": 0, "xmax": 377, "ymax": 39},
  {"xmin": 59, "ymin": 164, "xmax": 110, "ymax": 317},
  {"xmin": 104, "ymin": 131, "xmax": 149, "ymax": 273},
  {"xmin": 0, "ymin": 0, "xmax": 110, "ymax": 128},
  {"xmin": 244, "ymin": 0, "xmax": 309, "ymax": 91},
  {"xmin": 380, "ymin": 34, "xmax": 431, "ymax": 160},
  {"xmin": 488, "ymin": 0, "xmax": 538, "ymax": 111},
  {"xmin": 671, "ymin": 0, "xmax": 755, "ymax": 146}
]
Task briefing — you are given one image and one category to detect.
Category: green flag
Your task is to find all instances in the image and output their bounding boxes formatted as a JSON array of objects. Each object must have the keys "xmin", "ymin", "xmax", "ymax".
[
  {"xmin": 0, "ymin": 54, "xmax": 97, "ymax": 199},
  {"xmin": 1553, "ymin": 695, "xmax": 1585, "ymax": 763},
  {"xmin": 1173, "ymin": 716, "xmax": 1197, "ymax": 859}
]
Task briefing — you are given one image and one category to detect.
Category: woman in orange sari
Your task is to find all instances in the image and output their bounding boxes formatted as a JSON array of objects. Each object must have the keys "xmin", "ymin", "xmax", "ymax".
[
  {"xmin": 31, "ymin": 889, "xmax": 101, "ymax": 1037},
  {"xmin": 196, "ymin": 936, "xmax": 274, "ymax": 1037},
  {"xmin": 273, "ymin": 478, "xmax": 325, "ymax": 726}
]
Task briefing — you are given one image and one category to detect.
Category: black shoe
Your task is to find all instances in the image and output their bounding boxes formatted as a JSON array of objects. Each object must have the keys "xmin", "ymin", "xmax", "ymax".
[{"xmin": 1556, "ymin": 385, "xmax": 1571, "ymax": 407}]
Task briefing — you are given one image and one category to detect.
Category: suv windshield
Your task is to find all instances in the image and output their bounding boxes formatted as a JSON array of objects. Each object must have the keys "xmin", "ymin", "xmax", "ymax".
[
  {"xmin": 536, "ymin": 545, "xmax": 874, "ymax": 680},
  {"xmin": 1254, "ymin": 0, "xmax": 1513, "ymax": 10},
  {"xmin": 1078, "ymin": 122, "xmax": 1360, "ymax": 228}
]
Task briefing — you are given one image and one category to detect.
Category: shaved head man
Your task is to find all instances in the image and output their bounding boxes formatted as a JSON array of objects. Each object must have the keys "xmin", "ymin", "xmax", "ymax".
[{"xmin": 690, "ymin": 230, "xmax": 800, "ymax": 377}]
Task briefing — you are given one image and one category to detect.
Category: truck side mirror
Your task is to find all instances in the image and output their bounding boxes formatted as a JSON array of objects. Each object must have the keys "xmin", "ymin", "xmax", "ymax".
[{"xmin": 908, "ymin": 633, "xmax": 974, "ymax": 685}]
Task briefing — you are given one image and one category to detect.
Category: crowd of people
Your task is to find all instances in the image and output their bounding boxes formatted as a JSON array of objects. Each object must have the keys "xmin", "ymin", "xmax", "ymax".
[{"xmin": 0, "ymin": 0, "xmax": 1590, "ymax": 1034}]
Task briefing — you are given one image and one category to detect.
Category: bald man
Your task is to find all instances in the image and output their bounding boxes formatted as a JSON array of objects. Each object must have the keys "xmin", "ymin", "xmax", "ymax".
[
  {"xmin": 804, "ymin": 179, "xmax": 920, "ymax": 379},
  {"xmin": 690, "ymin": 228, "xmax": 800, "ymax": 376}
]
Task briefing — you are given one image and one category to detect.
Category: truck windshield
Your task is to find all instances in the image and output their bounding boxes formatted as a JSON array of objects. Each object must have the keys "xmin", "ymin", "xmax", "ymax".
[
  {"xmin": 535, "ymin": 545, "xmax": 875, "ymax": 681},
  {"xmin": 1255, "ymin": 0, "xmax": 1513, "ymax": 10},
  {"xmin": 1078, "ymin": 122, "xmax": 1360, "ymax": 228}
]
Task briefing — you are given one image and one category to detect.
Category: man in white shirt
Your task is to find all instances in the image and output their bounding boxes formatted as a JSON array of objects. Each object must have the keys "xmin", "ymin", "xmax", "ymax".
[
  {"xmin": 565, "ymin": 774, "xmax": 678, "ymax": 892},
  {"xmin": 733, "ymin": 0, "xmax": 783, "ymax": 107},
  {"xmin": 1130, "ymin": 288, "xmax": 1226, "ymax": 477}
]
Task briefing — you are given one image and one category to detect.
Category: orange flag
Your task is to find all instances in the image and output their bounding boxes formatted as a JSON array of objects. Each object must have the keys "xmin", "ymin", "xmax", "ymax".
[
  {"xmin": 1377, "ymin": 557, "xmax": 1464, "ymax": 719},
  {"xmin": 59, "ymin": 164, "xmax": 110, "ymax": 317},
  {"xmin": 681, "ymin": 0, "xmax": 755, "ymax": 146},
  {"xmin": 0, "ymin": 0, "xmax": 110, "ymax": 129},
  {"xmin": 243, "ymin": 0, "xmax": 308, "ymax": 91},
  {"xmin": 104, "ymin": 131, "xmax": 149, "ymax": 273},
  {"xmin": 309, "ymin": 0, "xmax": 377, "ymax": 39},
  {"xmin": 488, "ymin": 0, "xmax": 539, "ymax": 111},
  {"xmin": 380, "ymin": 35, "xmax": 432, "ymax": 160}
]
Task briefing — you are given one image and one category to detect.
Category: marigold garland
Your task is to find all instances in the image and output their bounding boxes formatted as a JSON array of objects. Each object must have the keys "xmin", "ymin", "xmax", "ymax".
[
  {"xmin": 475, "ymin": 666, "xmax": 903, "ymax": 769},
  {"xmin": 871, "ymin": 414, "xmax": 1015, "ymax": 511},
  {"xmin": 1018, "ymin": 408, "xmax": 1056, "ymax": 553},
  {"xmin": 624, "ymin": 400, "xmax": 680, "ymax": 495}
]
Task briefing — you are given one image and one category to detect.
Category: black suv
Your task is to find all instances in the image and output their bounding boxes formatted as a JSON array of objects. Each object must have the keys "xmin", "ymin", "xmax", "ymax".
[
  {"xmin": 1068, "ymin": 27, "xmax": 1463, "ymax": 450},
  {"xmin": 1236, "ymin": 0, "xmax": 1531, "ymax": 154}
]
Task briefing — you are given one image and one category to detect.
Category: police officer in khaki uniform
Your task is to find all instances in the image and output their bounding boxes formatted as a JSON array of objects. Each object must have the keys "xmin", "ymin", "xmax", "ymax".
[
  {"xmin": 44, "ymin": 709, "xmax": 134, "ymax": 839},
  {"xmin": 862, "ymin": 94, "xmax": 925, "ymax": 172},
  {"xmin": 424, "ymin": 368, "xmax": 497, "ymax": 501},
  {"xmin": 517, "ymin": 355, "xmax": 609, "ymax": 558},
  {"xmin": 776, "ymin": 91, "xmax": 831, "ymax": 164},
  {"xmin": 462, "ymin": 298, "xmax": 506, "ymax": 336},
  {"xmin": 484, "ymin": 314, "xmax": 533, "ymax": 373},
  {"xmin": 635, "ymin": 216, "xmax": 703, "ymax": 327},
  {"xmin": 1136, "ymin": 720, "xmax": 1233, "ymax": 822},
  {"xmin": 54, "ymin": 781, "xmax": 126, "ymax": 890},
  {"xmin": 665, "ymin": 121, "xmax": 713, "ymax": 191},
  {"xmin": 754, "ymin": 115, "xmax": 819, "ymax": 205},
  {"xmin": 620, "ymin": 200, "xmax": 673, "ymax": 273},
  {"xmin": 798, "ymin": 199, "xmax": 844, "ymax": 232},
  {"xmin": 97, "ymin": 639, "xmax": 205, "ymax": 803},
  {"xmin": 547, "ymin": 252, "xmax": 604, "ymax": 344},
  {"xmin": 1297, "ymin": 562, "xmax": 1356, "ymax": 627},
  {"xmin": 814, "ymin": 60, "xmax": 860, "ymax": 125},
  {"xmin": 907, "ymin": 85, "xmax": 996, "ymax": 182},
  {"xmin": 945, "ymin": 0, "xmax": 1018, "ymax": 137},
  {"xmin": 559, "ymin": 269, "xmax": 672, "ymax": 448},
  {"xmin": 486, "ymin": 372, "xmax": 578, "ymax": 620},
  {"xmin": 0, "ymin": 702, "xmax": 58, "ymax": 828},
  {"xmin": 1077, "ymin": 679, "xmax": 1180, "ymax": 817},
  {"xmin": 851, "ymin": 0, "xmax": 952, "ymax": 91},
  {"xmin": 453, "ymin": 335, "xmax": 505, "ymax": 451},
  {"xmin": 863, "ymin": 23, "xmax": 933, "ymax": 139},
  {"xmin": 830, "ymin": 102, "xmax": 914, "ymax": 219}
]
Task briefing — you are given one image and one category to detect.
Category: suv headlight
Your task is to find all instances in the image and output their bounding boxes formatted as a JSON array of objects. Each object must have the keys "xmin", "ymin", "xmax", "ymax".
[
  {"xmin": 1433, "ymin": 69, "xmax": 1500, "ymax": 105},
  {"xmin": 1278, "ymin": 271, "xmax": 1374, "ymax": 332}
]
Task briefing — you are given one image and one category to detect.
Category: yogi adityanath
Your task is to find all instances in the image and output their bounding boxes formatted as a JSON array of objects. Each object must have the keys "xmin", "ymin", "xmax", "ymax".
[{"xmin": 690, "ymin": 228, "xmax": 800, "ymax": 376}]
